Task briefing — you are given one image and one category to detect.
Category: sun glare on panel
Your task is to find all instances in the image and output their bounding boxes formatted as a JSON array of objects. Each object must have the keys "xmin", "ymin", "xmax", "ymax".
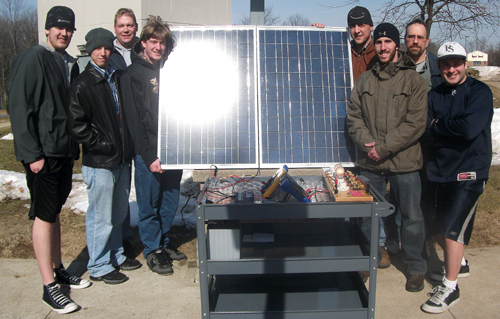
[{"xmin": 160, "ymin": 42, "xmax": 239, "ymax": 124}]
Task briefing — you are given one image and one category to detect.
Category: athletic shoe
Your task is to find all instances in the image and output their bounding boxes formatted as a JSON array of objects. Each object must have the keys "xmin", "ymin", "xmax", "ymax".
[
  {"xmin": 147, "ymin": 249, "xmax": 174, "ymax": 275},
  {"xmin": 54, "ymin": 266, "xmax": 91, "ymax": 289},
  {"xmin": 378, "ymin": 246, "xmax": 391, "ymax": 269},
  {"xmin": 406, "ymin": 274, "xmax": 425, "ymax": 292},
  {"xmin": 421, "ymin": 284, "xmax": 460, "ymax": 313},
  {"xmin": 429, "ymin": 260, "xmax": 470, "ymax": 281},
  {"xmin": 90, "ymin": 269, "xmax": 129, "ymax": 284},
  {"xmin": 163, "ymin": 245, "xmax": 187, "ymax": 261},
  {"xmin": 42, "ymin": 282, "xmax": 79, "ymax": 314},
  {"xmin": 119, "ymin": 258, "xmax": 142, "ymax": 271},
  {"xmin": 359, "ymin": 271, "xmax": 369, "ymax": 283}
]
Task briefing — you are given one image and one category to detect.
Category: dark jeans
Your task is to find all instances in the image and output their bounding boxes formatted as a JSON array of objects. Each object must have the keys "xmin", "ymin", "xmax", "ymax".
[
  {"xmin": 361, "ymin": 170, "xmax": 427, "ymax": 275},
  {"xmin": 134, "ymin": 155, "xmax": 182, "ymax": 258}
]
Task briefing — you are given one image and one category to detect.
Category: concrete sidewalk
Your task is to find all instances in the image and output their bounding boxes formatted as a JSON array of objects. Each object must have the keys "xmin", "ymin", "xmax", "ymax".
[{"xmin": 1, "ymin": 246, "xmax": 499, "ymax": 318}]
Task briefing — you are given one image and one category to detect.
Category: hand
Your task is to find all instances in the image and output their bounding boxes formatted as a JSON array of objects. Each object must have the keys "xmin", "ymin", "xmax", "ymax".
[
  {"xmin": 311, "ymin": 23, "xmax": 325, "ymax": 28},
  {"xmin": 431, "ymin": 119, "xmax": 435, "ymax": 127},
  {"xmin": 367, "ymin": 146, "xmax": 381, "ymax": 162},
  {"xmin": 30, "ymin": 158, "xmax": 45, "ymax": 173},
  {"xmin": 149, "ymin": 159, "xmax": 163, "ymax": 173},
  {"xmin": 365, "ymin": 142, "xmax": 380, "ymax": 161}
]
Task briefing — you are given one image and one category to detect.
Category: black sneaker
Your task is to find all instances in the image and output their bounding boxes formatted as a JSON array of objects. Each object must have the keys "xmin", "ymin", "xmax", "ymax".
[
  {"xmin": 147, "ymin": 249, "xmax": 173, "ymax": 275},
  {"xmin": 119, "ymin": 258, "xmax": 142, "ymax": 271},
  {"xmin": 421, "ymin": 284, "xmax": 460, "ymax": 313},
  {"xmin": 42, "ymin": 282, "xmax": 79, "ymax": 314},
  {"xmin": 429, "ymin": 260, "xmax": 470, "ymax": 281},
  {"xmin": 89, "ymin": 269, "xmax": 129, "ymax": 284},
  {"xmin": 163, "ymin": 245, "xmax": 187, "ymax": 261},
  {"xmin": 54, "ymin": 266, "xmax": 91, "ymax": 289}
]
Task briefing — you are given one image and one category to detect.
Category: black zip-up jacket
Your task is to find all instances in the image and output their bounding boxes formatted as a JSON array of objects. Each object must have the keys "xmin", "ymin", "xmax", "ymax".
[
  {"xmin": 421, "ymin": 76, "xmax": 493, "ymax": 183},
  {"xmin": 120, "ymin": 42, "xmax": 164, "ymax": 168},
  {"xmin": 8, "ymin": 44, "xmax": 80, "ymax": 163},
  {"xmin": 67, "ymin": 62, "xmax": 133, "ymax": 169},
  {"xmin": 109, "ymin": 46, "xmax": 127, "ymax": 73}
]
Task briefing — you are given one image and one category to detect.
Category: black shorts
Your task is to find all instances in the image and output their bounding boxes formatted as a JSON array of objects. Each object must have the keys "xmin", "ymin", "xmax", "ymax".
[
  {"xmin": 23, "ymin": 157, "xmax": 73, "ymax": 223},
  {"xmin": 422, "ymin": 180, "xmax": 484, "ymax": 245}
]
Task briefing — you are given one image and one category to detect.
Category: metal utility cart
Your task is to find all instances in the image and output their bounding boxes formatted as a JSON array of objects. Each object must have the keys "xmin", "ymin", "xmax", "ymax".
[{"xmin": 196, "ymin": 175, "xmax": 394, "ymax": 319}]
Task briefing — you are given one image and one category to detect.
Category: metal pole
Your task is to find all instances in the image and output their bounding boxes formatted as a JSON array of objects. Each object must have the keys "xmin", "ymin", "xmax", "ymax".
[{"xmin": 250, "ymin": 0, "xmax": 264, "ymax": 25}]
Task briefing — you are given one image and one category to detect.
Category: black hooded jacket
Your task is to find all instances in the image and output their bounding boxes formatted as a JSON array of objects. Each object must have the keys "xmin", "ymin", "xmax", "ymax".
[{"xmin": 120, "ymin": 42, "xmax": 164, "ymax": 168}]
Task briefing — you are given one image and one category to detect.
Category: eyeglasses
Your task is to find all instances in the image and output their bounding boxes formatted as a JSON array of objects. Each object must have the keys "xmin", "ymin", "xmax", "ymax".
[{"xmin": 405, "ymin": 35, "xmax": 427, "ymax": 42}]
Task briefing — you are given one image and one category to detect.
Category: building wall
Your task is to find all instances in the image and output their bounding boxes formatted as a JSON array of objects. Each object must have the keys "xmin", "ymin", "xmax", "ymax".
[
  {"xmin": 467, "ymin": 50, "xmax": 488, "ymax": 66},
  {"xmin": 38, "ymin": 0, "xmax": 231, "ymax": 57}
]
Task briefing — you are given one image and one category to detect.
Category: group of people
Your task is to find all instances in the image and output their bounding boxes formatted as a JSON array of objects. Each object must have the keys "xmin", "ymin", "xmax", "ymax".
[
  {"xmin": 316, "ymin": 6, "xmax": 493, "ymax": 314},
  {"xmin": 7, "ymin": 3, "xmax": 493, "ymax": 316},
  {"xmin": 9, "ymin": 6, "xmax": 185, "ymax": 314}
]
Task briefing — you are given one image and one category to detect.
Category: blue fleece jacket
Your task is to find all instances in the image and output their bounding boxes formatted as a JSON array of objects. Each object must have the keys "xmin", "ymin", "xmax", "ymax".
[{"xmin": 421, "ymin": 76, "xmax": 493, "ymax": 183}]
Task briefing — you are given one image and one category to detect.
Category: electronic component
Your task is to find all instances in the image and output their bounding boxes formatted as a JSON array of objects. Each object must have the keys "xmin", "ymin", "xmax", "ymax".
[
  {"xmin": 279, "ymin": 173, "xmax": 311, "ymax": 202},
  {"xmin": 261, "ymin": 165, "xmax": 288, "ymax": 198},
  {"xmin": 234, "ymin": 191, "xmax": 255, "ymax": 204},
  {"xmin": 323, "ymin": 166, "xmax": 373, "ymax": 202}
]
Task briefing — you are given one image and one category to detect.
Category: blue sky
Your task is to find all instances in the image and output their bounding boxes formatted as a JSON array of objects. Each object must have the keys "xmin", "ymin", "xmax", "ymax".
[
  {"xmin": 27, "ymin": 0, "xmax": 499, "ymax": 47},
  {"xmin": 231, "ymin": 0, "xmax": 370, "ymax": 27}
]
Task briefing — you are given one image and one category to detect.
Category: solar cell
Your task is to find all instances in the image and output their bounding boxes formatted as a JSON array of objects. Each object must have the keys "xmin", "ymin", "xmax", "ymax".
[{"xmin": 158, "ymin": 26, "xmax": 355, "ymax": 169}]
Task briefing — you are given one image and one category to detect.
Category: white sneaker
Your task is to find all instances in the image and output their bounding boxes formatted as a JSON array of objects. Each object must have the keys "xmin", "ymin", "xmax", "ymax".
[{"xmin": 421, "ymin": 284, "xmax": 460, "ymax": 314}]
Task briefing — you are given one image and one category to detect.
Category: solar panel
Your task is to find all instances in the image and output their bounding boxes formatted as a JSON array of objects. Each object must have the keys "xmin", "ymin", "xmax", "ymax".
[{"xmin": 158, "ymin": 26, "xmax": 355, "ymax": 169}]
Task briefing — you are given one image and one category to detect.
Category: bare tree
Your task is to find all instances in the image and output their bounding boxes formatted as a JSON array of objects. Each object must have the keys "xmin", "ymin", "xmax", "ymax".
[
  {"xmin": 236, "ymin": 6, "xmax": 281, "ymax": 26},
  {"xmin": 326, "ymin": 0, "xmax": 500, "ymax": 43},
  {"xmin": 283, "ymin": 13, "xmax": 311, "ymax": 26},
  {"xmin": 0, "ymin": 0, "xmax": 37, "ymax": 110}
]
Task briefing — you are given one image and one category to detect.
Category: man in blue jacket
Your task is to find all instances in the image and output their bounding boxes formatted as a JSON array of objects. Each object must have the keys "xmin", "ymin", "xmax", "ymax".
[
  {"xmin": 420, "ymin": 42, "xmax": 493, "ymax": 313},
  {"xmin": 109, "ymin": 8, "xmax": 138, "ymax": 72}
]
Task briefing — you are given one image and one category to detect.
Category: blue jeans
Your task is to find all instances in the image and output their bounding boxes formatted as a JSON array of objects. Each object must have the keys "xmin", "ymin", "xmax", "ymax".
[
  {"xmin": 361, "ymin": 170, "xmax": 427, "ymax": 275},
  {"xmin": 134, "ymin": 155, "xmax": 182, "ymax": 258},
  {"xmin": 82, "ymin": 164, "xmax": 130, "ymax": 277}
]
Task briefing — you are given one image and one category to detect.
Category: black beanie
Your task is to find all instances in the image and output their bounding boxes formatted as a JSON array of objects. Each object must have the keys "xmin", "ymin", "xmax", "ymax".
[
  {"xmin": 45, "ymin": 6, "xmax": 75, "ymax": 30},
  {"xmin": 347, "ymin": 6, "xmax": 373, "ymax": 26},
  {"xmin": 374, "ymin": 23, "xmax": 400, "ymax": 47},
  {"xmin": 85, "ymin": 28, "xmax": 114, "ymax": 54}
]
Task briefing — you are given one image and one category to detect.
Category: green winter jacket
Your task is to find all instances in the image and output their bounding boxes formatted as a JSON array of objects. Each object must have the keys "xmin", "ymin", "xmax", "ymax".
[{"xmin": 347, "ymin": 51, "xmax": 428, "ymax": 173}]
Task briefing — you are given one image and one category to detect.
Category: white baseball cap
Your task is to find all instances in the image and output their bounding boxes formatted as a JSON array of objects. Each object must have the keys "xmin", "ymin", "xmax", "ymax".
[{"xmin": 437, "ymin": 41, "xmax": 467, "ymax": 61}]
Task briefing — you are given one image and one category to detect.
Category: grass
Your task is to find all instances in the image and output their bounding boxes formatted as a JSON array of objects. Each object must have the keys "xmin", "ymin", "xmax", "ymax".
[
  {"xmin": 0, "ymin": 126, "xmax": 82, "ymax": 174},
  {"xmin": 0, "ymin": 110, "xmax": 9, "ymax": 123}
]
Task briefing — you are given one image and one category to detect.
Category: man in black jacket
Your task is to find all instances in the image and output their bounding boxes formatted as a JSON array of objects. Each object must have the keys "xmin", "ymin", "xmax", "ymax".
[
  {"xmin": 121, "ymin": 16, "xmax": 185, "ymax": 276},
  {"xmin": 68, "ymin": 28, "xmax": 141, "ymax": 285},
  {"xmin": 109, "ymin": 8, "xmax": 138, "ymax": 72},
  {"xmin": 8, "ymin": 6, "xmax": 89, "ymax": 314},
  {"xmin": 420, "ymin": 42, "xmax": 493, "ymax": 314}
]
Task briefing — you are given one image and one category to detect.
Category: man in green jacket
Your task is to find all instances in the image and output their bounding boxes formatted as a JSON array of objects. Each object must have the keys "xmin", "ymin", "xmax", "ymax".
[{"xmin": 347, "ymin": 23, "xmax": 428, "ymax": 292}]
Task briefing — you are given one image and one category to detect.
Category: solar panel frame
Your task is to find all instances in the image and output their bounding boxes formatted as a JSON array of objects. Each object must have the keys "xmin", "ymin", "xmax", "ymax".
[
  {"xmin": 157, "ymin": 25, "xmax": 356, "ymax": 170},
  {"xmin": 158, "ymin": 26, "xmax": 260, "ymax": 169},
  {"xmin": 256, "ymin": 26, "xmax": 355, "ymax": 169}
]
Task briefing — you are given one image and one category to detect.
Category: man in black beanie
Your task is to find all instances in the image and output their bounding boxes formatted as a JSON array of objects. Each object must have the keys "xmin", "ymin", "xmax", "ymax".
[
  {"xmin": 68, "ymin": 28, "xmax": 141, "ymax": 286},
  {"xmin": 347, "ymin": 22, "xmax": 429, "ymax": 292},
  {"xmin": 9, "ymin": 6, "xmax": 89, "ymax": 314}
]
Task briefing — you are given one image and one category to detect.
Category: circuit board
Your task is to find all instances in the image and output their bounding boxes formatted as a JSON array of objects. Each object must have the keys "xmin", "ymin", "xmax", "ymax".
[{"xmin": 323, "ymin": 170, "xmax": 373, "ymax": 202}]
